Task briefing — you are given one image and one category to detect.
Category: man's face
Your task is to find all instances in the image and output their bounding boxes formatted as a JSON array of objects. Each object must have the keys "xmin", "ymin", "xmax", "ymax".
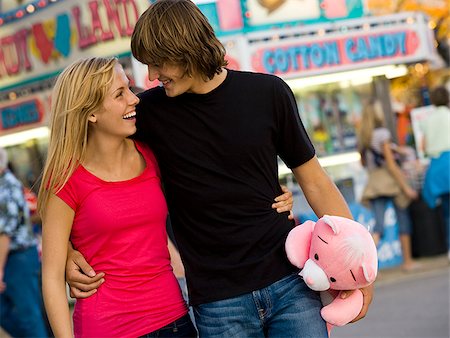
[{"xmin": 147, "ymin": 63, "xmax": 201, "ymax": 97}]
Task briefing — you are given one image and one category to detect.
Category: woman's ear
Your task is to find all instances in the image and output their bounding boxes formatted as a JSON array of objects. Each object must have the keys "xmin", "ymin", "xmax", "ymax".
[{"xmin": 88, "ymin": 114, "xmax": 97, "ymax": 123}]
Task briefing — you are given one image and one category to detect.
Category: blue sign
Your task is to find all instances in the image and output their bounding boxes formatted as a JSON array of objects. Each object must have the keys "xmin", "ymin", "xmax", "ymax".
[
  {"xmin": 0, "ymin": 100, "xmax": 42, "ymax": 130},
  {"xmin": 376, "ymin": 201, "xmax": 403, "ymax": 269}
]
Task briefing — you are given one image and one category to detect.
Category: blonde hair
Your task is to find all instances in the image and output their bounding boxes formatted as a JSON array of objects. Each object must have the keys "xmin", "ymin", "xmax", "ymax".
[
  {"xmin": 38, "ymin": 57, "xmax": 118, "ymax": 218},
  {"xmin": 357, "ymin": 100, "xmax": 385, "ymax": 150},
  {"xmin": 131, "ymin": 0, "xmax": 227, "ymax": 80}
]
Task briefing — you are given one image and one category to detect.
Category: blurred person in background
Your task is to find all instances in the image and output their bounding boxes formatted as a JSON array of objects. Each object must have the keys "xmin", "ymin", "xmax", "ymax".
[
  {"xmin": 0, "ymin": 147, "xmax": 48, "ymax": 337},
  {"xmin": 420, "ymin": 86, "xmax": 450, "ymax": 260},
  {"xmin": 358, "ymin": 100, "xmax": 420, "ymax": 272}
]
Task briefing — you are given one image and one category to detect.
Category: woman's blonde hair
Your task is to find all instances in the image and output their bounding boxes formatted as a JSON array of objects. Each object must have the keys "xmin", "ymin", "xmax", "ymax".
[
  {"xmin": 131, "ymin": 0, "xmax": 227, "ymax": 80},
  {"xmin": 38, "ymin": 57, "xmax": 118, "ymax": 218},
  {"xmin": 357, "ymin": 100, "xmax": 385, "ymax": 150}
]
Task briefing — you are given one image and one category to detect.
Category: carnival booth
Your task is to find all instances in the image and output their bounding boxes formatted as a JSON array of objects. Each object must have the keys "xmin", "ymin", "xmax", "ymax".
[
  {"xmin": 0, "ymin": 0, "xmax": 152, "ymax": 186},
  {"xmin": 1, "ymin": 0, "xmax": 446, "ymax": 267},
  {"xmin": 240, "ymin": 10, "xmax": 442, "ymax": 268}
]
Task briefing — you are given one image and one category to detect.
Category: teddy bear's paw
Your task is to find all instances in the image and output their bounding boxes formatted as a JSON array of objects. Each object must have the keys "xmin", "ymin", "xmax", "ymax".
[{"xmin": 321, "ymin": 291, "xmax": 363, "ymax": 326}]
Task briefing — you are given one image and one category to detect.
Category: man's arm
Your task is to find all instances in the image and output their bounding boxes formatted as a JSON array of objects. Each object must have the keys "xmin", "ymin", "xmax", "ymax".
[
  {"xmin": 291, "ymin": 156, "xmax": 374, "ymax": 322},
  {"xmin": 0, "ymin": 189, "xmax": 16, "ymax": 294},
  {"xmin": 291, "ymin": 156, "xmax": 351, "ymax": 219},
  {"xmin": 66, "ymin": 243, "xmax": 105, "ymax": 299},
  {"xmin": 0, "ymin": 234, "xmax": 10, "ymax": 293}
]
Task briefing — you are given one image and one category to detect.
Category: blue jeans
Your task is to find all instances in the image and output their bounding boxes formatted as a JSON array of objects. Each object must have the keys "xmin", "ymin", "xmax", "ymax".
[
  {"xmin": 370, "ymin": 197, "xmax": 412, "ymax": 236},
  {"xmin": 140, "ymin": 314, "xmax": 197, "ymax": 337},
  {"xmin": 193, "ymin": 273, "xmax": 327, "ymax": 338},
  {"xmin": 0, "ymin": 246, "xmax": 48, "ymax": 337}
]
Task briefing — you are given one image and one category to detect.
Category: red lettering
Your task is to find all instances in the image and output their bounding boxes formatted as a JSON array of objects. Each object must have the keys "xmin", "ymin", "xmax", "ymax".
[
  {"xmin": 89, "ymin": 1, "xmax": 114, "ymax": 41},
  {"xmin": 72, "ymin": 5, "xmax": 96, "ymax": 49},
  {"xmin": 0, "ymin": 30, "xmax": 33, "ymax": 78},
  {"xmin": 103, "ymin": 0, "xmax": 126, "ymax": 37},
  {"xmin": 14, "ymin": 29, "xmax": 32, "ymax": 71},
  {"xmin": 0, "ymin": 46, "xmax": 9, "ymax": 78},
  {"xmin": 0, "ymin": 36, "xmax": 20, "ymax": 75},
  {"xmin": 120, "ymin": 0, "xmax": 139, "ymax": 36}
]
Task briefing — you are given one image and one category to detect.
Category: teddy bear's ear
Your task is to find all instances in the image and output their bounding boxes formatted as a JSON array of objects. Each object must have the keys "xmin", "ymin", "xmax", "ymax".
[
  {"xmin": 322, "ymin": 215, "xmax": 340, "ymax": 235},
  {"xmin": 361, "ymin": 262, "xmax": 377, "ymax": 284},
  {"xmin": 285, "ymin": 220, "xmax": 315, "ymax": 268}
]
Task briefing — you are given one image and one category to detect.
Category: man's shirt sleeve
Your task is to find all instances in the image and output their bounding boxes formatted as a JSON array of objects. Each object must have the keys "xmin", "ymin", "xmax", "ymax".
[{"xmin": 0, "ymin": 185, "xmax": 19, "ymax": 237}]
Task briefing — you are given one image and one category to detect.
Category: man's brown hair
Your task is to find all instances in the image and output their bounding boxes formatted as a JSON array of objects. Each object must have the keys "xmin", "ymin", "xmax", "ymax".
[{"xmin": 131, "ymin": 0, "xmax": 228, "ymax": 80}]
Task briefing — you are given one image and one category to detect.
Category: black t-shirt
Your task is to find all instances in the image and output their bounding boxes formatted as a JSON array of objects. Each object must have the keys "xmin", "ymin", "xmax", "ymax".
[{"xmin": 135, "ymin": 70, "xmax": 315, "ymax": 305}]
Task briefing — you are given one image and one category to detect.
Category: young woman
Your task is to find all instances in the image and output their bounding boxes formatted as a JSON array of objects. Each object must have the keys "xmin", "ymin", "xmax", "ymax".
[
  {"xmin": 358, "ymin": 100, "xmax": 419, "ymax": 271},
  {"xmin": 38, "ymin": 57, "xmax": 195, "ymax": 337}
]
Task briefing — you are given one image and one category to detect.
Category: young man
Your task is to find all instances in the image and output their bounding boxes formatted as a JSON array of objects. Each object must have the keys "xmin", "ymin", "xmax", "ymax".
[{"xmin": 66, "ymin": 1, "xmax": 373, "ymax": 336}]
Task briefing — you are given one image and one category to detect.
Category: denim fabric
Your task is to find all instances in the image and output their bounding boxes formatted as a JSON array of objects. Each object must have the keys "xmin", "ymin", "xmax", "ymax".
[
  {"xmin": 370, "ymin": 197, "xmax": 412, "ymax": 235},
  {"xmin": 193, "ymin": 273, "xmax": 327, "ymax": 338},
  {"xmin": 0, "ymin": 246, "xmax": 48, "ymax": 337},
  {"xmin": 140, "ymin": 314, "xmax": 197, "ymax": 338}
]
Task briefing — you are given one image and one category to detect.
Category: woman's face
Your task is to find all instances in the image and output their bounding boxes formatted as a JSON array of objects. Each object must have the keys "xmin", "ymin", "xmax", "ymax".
[{"xmin": 90, "ymin": 64, "xmax": 140, "ymax": 138}]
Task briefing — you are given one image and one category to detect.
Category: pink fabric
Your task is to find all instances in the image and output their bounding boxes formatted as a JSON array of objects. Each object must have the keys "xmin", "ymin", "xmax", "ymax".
[{"xmin": 57, "ymin": 141, "xmax": 187, "ymax": 337}]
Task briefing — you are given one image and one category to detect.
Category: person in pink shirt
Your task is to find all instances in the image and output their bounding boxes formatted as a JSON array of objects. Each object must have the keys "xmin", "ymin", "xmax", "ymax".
[
  {"xmin": 37, "ymin": 57, "xmax": 293, "ymax": 337},
  {"xmin": 38, "ymin": 57, "xmax": 194, "ymax": 337}
]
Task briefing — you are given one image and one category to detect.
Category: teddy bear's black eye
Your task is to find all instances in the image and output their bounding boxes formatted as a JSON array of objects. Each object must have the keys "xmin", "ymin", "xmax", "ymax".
[
  {"xmin": 330, "ymin": 277, "xmax": 336, "ymax": 282},
  {"xmin": 314, "ymin": 253, "xmax": 319, "ymax": 260}
]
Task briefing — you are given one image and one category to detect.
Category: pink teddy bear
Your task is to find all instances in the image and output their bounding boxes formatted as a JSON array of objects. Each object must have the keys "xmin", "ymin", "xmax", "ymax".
[{"xmin": 285, "ymin": 215, "xmax": 378, "ymax": 327}]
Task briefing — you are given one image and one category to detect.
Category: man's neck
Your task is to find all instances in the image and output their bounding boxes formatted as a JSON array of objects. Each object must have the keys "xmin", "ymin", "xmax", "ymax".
[{"xmin": 190, "ymin": 68, "xmax": 228, "ymax": 94}]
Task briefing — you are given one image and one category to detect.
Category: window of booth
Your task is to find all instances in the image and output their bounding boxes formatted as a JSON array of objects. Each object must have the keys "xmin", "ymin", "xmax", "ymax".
[
  {"xmin": 6, "ymin": 138, "xmax": 48, "ymax": 192},
  {"xmin": 292, "ymin": 82, "xmax": 373, "ymax": 157}
]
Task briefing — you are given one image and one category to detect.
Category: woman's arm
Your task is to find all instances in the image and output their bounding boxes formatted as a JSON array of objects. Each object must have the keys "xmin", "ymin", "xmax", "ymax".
[
  {"xmin": 382, "ymin": 142, "xmax": 418, "ymax": 200},
  {"xmin": 0, "ymin": 234, "xmax": 10, "ymax": 293},
  {"xmin": 41, "ymin": 194, "xmax": 75, "ymax": 338}
]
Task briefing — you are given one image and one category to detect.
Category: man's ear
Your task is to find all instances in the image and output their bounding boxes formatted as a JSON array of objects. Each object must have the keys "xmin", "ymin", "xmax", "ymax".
[{"xmin": 88, "ymin": 114, "xmax": 97, "ymax": 123}]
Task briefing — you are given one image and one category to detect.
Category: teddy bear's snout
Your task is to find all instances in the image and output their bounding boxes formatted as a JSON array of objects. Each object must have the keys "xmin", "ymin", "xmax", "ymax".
[
  {"xmin": 305, "ymin": 276, "xmax": 315, "ymax": 286},
  {"xmin": 299, "ymin": 259, "xmax": 330, "ymax": 291}
]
